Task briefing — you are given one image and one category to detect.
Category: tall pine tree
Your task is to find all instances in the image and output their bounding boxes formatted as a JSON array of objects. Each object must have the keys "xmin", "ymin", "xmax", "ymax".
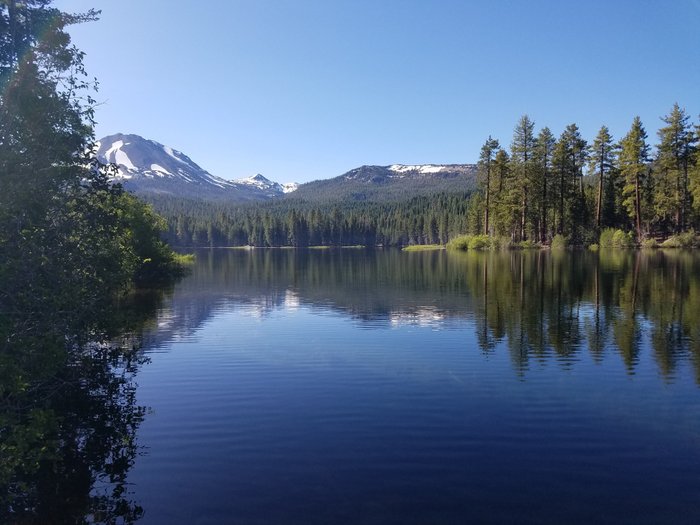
[
  {"xmin": 510, "ymin": 115, "xmax": 536, "ymax": 241},
  {"xmin": 619, "ymin": 117, "xmax": 650, "ymax": 239},
  {"xmin": 655, "ymin": 103, "xmax": 696, "ymax": 232},
  {"xmin": 478, "ymin": 136, "xmax": 500, "ymax": 235},
  {"xmin": 588, "ymin": 126, "xmax": 617, "ymax": 230}
]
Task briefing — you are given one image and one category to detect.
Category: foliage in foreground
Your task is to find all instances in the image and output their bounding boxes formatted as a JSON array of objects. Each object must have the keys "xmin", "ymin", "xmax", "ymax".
[{"xmin": 0, "ymin": 2, "xmax": 184, "ymax": 522}]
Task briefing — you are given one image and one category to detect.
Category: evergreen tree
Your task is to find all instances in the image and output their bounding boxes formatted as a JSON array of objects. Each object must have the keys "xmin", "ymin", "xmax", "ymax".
[
  {"xmin": 655, "ymin": 103, "xmax": 696, "ymax": 232},
  {"xmin": 510, "ymin": 115, "xmax": 536, "ymax": 241},
  {"xmin": 551, "ymin": 124, "xmax": 588, "ymax": 239},
  {"xmin": 619, "ymin": 117, "xmax": 650, "ymax": 239},
  {"xmin": 533, "ymin": 127, "xmax": 555, "ymax": 242},
  {"xmin": 491, "ymin": 149, "xmax": 517, "ymax": 237},
  {"xmin": 588, "ymin": 126, "xmax": 617, "ymax": 229},
  {"xmin": 691, "ymin": 121, "xmax": 700, "ymax": 219},
  {"xmin": 478, "ymin": 136, "xmax": 500, "ymax": 235},
  {"xmin": 551, "ymin": 133, "xmax": 570, "ymax": 234}
]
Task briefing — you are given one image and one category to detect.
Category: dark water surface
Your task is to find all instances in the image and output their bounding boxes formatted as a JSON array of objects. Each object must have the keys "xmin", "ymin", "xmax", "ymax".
[{"xmin": 128, "ymin": 249, "xmax": 700, "ymax": 524}]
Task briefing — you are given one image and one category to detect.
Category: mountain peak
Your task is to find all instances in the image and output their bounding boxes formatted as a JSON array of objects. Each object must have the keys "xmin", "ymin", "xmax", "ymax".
[{"xmin": 96, "ymin": 133, "xmax": 297, "ymax": 201}]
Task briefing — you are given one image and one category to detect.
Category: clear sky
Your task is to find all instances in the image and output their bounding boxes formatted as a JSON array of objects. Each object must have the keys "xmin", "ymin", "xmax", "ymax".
[{"xmin": 55, "ymin": 0, "xmax": 700, "ymax": 184}]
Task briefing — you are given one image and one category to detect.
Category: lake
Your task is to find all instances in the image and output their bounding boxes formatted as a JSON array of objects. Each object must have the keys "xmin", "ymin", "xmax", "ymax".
[{"xmin": 125, "ymin": 248, "xmax": 700, "ymax": 524}]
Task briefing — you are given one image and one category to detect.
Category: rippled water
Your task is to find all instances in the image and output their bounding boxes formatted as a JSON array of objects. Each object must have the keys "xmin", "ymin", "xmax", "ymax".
[{"xmin": 128, "ymin": 249, "xmax": 700, "ymax": 524}]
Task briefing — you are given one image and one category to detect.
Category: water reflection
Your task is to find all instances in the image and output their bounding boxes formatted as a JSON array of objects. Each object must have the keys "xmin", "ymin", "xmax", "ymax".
[
  {"xmin": 0, "ymin": 289, "xmax": 169, "ymax": 524},
  {"xmin": 158, "ymin": 248, "xmax": 700, "ymax": 384}
]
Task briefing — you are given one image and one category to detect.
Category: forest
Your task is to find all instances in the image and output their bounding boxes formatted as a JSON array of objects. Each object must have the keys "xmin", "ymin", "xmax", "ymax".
[
  {"xmin": 473, "ymin": 112, "xmax": 700, "ymax": 245},
  {"xmin": 147, "ymin": 192, "xmax": 476, "ymax": 248},
  {"xmin": 151, "ymin": 108, "xmax": 700, "ymax": 248}
]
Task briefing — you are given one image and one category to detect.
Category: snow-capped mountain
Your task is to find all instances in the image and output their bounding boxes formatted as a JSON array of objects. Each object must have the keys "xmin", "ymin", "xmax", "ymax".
[
  {"xmin": 96, "ymin": 133, "xmax": 297, "ymax": 201},
  {"xmin": 96, "ymin": 133, "xmax": 474, "ymax": 204},
  {"xmin": 291, "ymin": 163, "xmax": 477, "ymax": 202},
  {"xmin": 234, "ymin": 174, "xmax": 298, "ymax": 197}
]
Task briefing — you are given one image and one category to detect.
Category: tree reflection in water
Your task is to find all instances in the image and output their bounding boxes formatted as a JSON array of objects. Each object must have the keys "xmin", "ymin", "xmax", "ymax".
[
  {"xmin": 5, "ymin": 248, "xmax": 698, "ymax": 522},
  {"xmin": 177, "ymin": 248, "xmax": 700, "ymax": 384},
  {"xmin": 0, "ymin": 289, "xmax": 169, "ymax": 524}
]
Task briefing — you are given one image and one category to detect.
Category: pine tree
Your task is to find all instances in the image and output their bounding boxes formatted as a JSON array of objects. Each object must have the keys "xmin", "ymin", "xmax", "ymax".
[
  {"xmin": 619, "ymin": 117, "xmax": 650, "ymax": 239},
  {"xmin": 588, "ymin": 126, "xmax": 617, "ymax": 229},
  {"xmin": 533, "ymin": 127, "xmax": 555, "ymax": 242},
  {"xmin": 510, "ymin": 115, "xmax": 536, "ymax": 241},
  {"xmin": 491, "ymin": 149, "xmax": 517, "ymax": 237},
  {"xmin": 551, "ymin": 124, "xmax": 588, "ymax": 239},
  {"xmin": 691, "ymin": 122, "xmax": 700, "ymax": 220},
  {"xmin": 655, "ymin": 103, "xmax": 696, "ymax": 232},
  {"xmin": 478, "ymin": 136, "xmax": 500, "ymax": 235}
]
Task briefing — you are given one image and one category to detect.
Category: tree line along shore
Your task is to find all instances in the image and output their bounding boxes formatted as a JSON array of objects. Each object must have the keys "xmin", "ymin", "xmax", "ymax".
[{"xmin": 148, "ymin": 106, "xmax": 700, "ymax": 250}]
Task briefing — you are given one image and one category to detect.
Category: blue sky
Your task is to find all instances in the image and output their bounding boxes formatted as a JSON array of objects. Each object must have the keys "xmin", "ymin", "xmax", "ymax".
[{"xmin": 57, "ymin": 0, "xmax": 700, "ymax": 184}]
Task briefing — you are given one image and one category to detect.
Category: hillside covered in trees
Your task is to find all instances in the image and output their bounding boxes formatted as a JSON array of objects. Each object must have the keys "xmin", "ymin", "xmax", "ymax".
[
  {"xmin": 148, "ymin": 105, "xmax": 700, "ymax": 248},
  {"xmin": 147, "ymin": 193, "xmax": 475, "ymax": 247}
]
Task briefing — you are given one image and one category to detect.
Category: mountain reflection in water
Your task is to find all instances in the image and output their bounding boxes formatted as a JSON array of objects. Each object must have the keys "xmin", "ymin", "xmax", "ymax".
[
  {"xmin": 150, "ymin": 248, "xmax": 700, "ymax": 383},
  {"xmin": 9, "ymin": 248, "xmax": 698, "ymax": 524},
  {"xmin": 124, "ymin": 248, "xmax": 700, "ymax": 525}
]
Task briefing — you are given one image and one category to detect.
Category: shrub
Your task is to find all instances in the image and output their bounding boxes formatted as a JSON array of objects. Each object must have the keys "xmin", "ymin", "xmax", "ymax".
[
  {"xmin": 494, "ymin": 236, "xmax": 513, "ymax": 250},
  {"xmin": 661, "ymin": 231, "xmax": 698, "ymax": 248},
  {"xmin": 588, "ymin": 243, "xmax": 599, "ymax": 251},
  {"xmin": 446, "ymin": 235, "xmax": 471, "ymax": 251},
  {"xmin": 174, "ymin": 253, "xmax": 196, "ymax": 264},
  {"xmin": 468, "ymin": 234, "xmax": 492, "ymax": 250},
  {"xmin": 402, "ymin": 245, "xmax": 443, "ymax": 252},
  {"xmin": 641, "ymin": 238, "xmax": 658, "ymax": 249},
  {"xmin": 611, "ymin": 229, "xmax": 635, "ymax": 248},
  {"xmin": 600, "ymin": 228, "xmax": 635, "ymax": 248},
  {"xmin": 551, "ymin": 234, "xmax": 567, "ymax": 250},
  {"xmin": 599, "ymin": 228, "xmax": 615, "ymax": 248},
  {"xmin": 519, "ymin": 240, "xmax": 540, "ymax": 249}
]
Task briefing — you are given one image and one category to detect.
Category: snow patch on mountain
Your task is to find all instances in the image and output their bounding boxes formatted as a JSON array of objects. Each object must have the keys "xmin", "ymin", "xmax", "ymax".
[
  {"xmin": 234, "ymin": 174, "xmax": 300, "ymax": 196},
  {"xmin": 163, "ymin": 146, "xmax": 186, "ymax": 164},
  {"xmin": 236, "ymin": 174, "xmax": 277, "ymax": 190},
  {"xmin": 151, "ymin": 164, "xmax": 171, "ymax": 176},
  {"xmin": 281, "ymin": 182, "xmax": 298, "ymax": 194},
  {"xmin": 97, "ymin": 133, "xmax": 300, "ymax": 199},
  {"xmin": 104, "ymin": 140, "xmax": 124, "ymax": 160},
  {"xmin": 388, "ymin": 164, "xmax": 447, "ymax": 175}
]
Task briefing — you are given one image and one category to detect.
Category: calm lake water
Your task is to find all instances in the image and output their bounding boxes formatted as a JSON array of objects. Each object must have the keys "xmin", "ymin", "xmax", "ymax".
[{"xmin": 126, "ymin": 248, "xmax": 700, "ymax": 524}]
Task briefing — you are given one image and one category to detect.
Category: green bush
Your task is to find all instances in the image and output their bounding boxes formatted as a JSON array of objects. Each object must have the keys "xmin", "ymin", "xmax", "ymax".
[
  {"xmin": 446, "ymin": 235, "xmax": 471, "ymax": 251},
  {"xmin": 661, "ymin": 231, "xmax": 698, "ymax": 248},
  {"xmin": 588, "ymin": 243, "xmax": 599, "ymax": 251},
  {"xmin": 518, "ymin": 240, "xmax": 540, "ymax": 249},
  {"xmin": 611, "ymin": 229, "xmax": 635, "ymax": 248},
  {"xmin": 551, "ymin": 234, "xmax": 567, "ymax": 250},
  {"xmin": 174, "ymin": 253, "xmax": 196, "ymax": 264},
  {"xmin": 599, "ymin": 228, "xmax": 615, "ymax": 248},
  {"xmin": 600, "ymin": 228, "xmax": 635, "ymax": 248},
  {"xmin": 402, "ymin": 244, "xmax": 443, "ymax": 252},
  {"xmin": 641, "ymin": 238, "xmax": 658, "ymax": 249},
  {"xmin": 468, "ymin": 234, "xmax": 492, "ymax": 250}
]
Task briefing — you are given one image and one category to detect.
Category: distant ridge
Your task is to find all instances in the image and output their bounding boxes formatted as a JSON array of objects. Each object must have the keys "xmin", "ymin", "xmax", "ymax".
[
  {"xmin": 289, "ymin": 163, "xmax": 477, "ymax": 202},
  {"xmin": 97, "ymin": 133, "xmax": 476, "ymax": 203}
]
